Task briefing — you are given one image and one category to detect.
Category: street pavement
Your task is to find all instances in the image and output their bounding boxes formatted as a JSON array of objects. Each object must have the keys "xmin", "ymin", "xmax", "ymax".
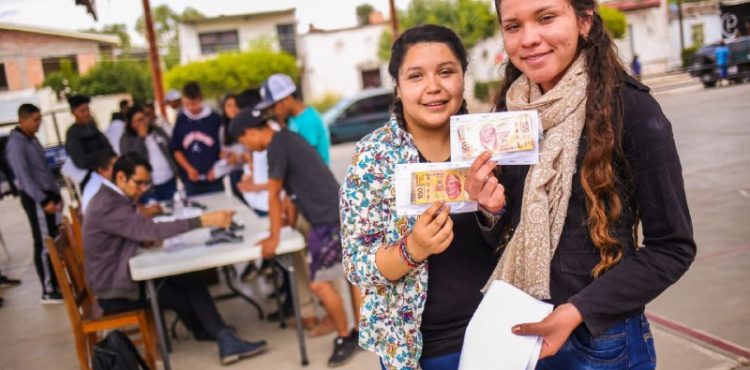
[{"xmin": 0, "ymin": 81, "xmax": 748, "ymax": 369}]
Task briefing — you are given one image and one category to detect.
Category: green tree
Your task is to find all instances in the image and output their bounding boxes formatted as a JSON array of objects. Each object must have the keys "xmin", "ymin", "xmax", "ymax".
[
  {"xmin": 378, "ymin": 0, "xmax": 496, "ymax": 61},
  {"xmin": 356, "ymin": 4, "xmax": 375, "ymax": 26},
  {"xmin": 165, "ymin": 48, "xmax": 298, "ymax": 99},
  {"xmin": 599, "ymin": 5, "xmax": 627, "ymax": 39},
  {"xmin": 135, "ymin": 5, "xmax": 205, "ymax": 69},
  {"xmin": 80, "ymin": 23, "xmax": 131, "ymax": 52},
  {"xmin": 42, "ymin": 59, "xmax": 79, "ymax": 97},
  {"xmin": 76, "ymin": 61, "xmax": 153, "ymax": 102},
  {"xmin": 42, "ymin": 60, "xmax": 153, "ymax": 102}
]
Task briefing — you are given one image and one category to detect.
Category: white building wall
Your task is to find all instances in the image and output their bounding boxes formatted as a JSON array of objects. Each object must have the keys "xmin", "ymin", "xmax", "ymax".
[
  {"xmin": 179, "ymin": 13, "xmax": 297, "ymax": 64},
  {"xmin": 299, "ymin": 24, "xmax": 389, "ymax": 102},
  {"xmin": 669, "ymin": 13, "xmax": 723, "ymax": 62},
  {"xmin": 618, "ymin": 4, "xmax": 673, "ymax": 75}
]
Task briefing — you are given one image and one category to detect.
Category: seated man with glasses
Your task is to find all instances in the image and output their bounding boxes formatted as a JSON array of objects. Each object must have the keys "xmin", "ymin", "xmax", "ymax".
[{"xmin": 83, "ymin": 153, "xmax": 268, "ymax": 365}]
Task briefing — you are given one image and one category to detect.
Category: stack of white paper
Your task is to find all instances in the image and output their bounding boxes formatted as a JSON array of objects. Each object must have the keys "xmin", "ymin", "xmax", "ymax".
[{"xmin": 459, "ymin": 280, "xmax": 553, "ymax": 370}]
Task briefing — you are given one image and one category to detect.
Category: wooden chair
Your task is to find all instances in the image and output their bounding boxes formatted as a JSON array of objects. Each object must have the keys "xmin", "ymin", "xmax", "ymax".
[
  {"xmin": 46, "ymin": 231, "xmax": 157, "ymax": 370},
  {"xmin": 66, "ymin": 205, "xmax": 84, "ymax": 264}
]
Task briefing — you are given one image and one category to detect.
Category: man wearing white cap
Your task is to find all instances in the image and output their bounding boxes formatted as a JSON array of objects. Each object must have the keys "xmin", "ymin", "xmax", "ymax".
[
  {"xmin": 255, "ymin": 74, "xmax": 330, "ymax": 165},
  {"xmin": 164, "ymin": 89, "xmax": 182, "ymax": 127}
]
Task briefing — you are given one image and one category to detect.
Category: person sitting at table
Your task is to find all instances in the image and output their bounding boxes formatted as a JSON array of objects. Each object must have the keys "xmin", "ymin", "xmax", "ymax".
[{"xmin": 83, "ymin": 153, "xmax": 268, "ymax": 365}]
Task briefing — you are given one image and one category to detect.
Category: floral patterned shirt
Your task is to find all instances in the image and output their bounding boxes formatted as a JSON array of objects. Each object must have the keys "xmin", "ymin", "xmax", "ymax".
[{"xmin": 340, "ymin": 116, "xmax": 426, "ymax": 369}]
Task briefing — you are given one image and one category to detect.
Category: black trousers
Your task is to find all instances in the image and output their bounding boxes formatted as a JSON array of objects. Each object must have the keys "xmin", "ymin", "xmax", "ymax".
[
  {"xmin": 98, "ymin": 272, "xmax": 227, "ymax": 337},
  {"xmin": 19, "ymin": 192, "xmax": 59, "ymax": 294}
]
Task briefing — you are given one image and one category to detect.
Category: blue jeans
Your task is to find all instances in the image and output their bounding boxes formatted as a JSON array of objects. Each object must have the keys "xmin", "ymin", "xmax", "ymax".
[
  {"xmin": 380, "ymin": 351, "xmax": 461, "ymax": 370},
  {"xmin": 537, "ymin": 313, "xmax": 656, "ymax": 370},
  {"xmin": 141, "ymin": 177, "xmax": 177, "ymax": 203}
]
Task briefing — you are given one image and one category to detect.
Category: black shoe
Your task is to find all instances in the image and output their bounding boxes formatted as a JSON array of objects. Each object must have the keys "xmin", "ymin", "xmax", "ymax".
[
  {"xmin": 216, "ymin": 329, "xmax": 268, "ymax": 365},
  {"xmin": 0, "ymin": 296, "xmax": 4, "ymax": 307},
  {"xmin": 0, "ymin": 275, "xmax": 21, "ymax": 288},
  {"xmin": 41, "ymin": 291, "xmax": 64, "ymax": 305},
  {"xmin": 327, "ymin": 334, "xmax": 359, "ymax": 368},
  {"xmin": 193, "ymin": 328, "xmax": 216, "ymax": 342}
]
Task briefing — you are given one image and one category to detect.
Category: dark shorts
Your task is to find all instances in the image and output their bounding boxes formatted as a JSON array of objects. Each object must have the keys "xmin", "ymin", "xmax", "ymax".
[{"xmin": 306, "ymin": 223, "xmax": 343, "ymax": 282}]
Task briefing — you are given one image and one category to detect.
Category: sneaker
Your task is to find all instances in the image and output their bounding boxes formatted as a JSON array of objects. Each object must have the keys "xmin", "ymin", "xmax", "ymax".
[
  {"xmin": 0, "ymin": 275, "xmax": 21, "ymax": 288},
  {"xmin": 327, "ymin": 334, "xmax": 359, "ymax": 368},
  {"xmin": 217, "ymin": 329, "xmax": 268, "ymax": 365},
  {"xmin": 41, "ymin": 291, "xmax": 64, "ymax": 305}
]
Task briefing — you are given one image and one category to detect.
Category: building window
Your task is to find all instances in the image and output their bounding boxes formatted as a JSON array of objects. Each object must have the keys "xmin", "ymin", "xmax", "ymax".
[
  {"xmin": 276, "ymin": 23, "xmax": 297, "ymax": 56},
  {"xmin": 361, "ymin": 69, "xmax": 382, "ymax": 89},
  {"xmin": 691, "ymin": 23, "xmax": 705, "ymax": 47},
  {"xmin": 199, "ymin": 30, "xmax": 239, "ymax": 55},
  {"xmin": 42, "ymin": 55, "xmax": 78, "ymax": 77},
  {"xmin": 0, "ymin": 63, "xmax": 8, "ymax": 91}
]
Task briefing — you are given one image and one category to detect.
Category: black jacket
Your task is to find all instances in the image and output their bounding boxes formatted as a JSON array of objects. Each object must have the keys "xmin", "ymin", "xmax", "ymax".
[
  {"xmin": 481, "ymin": 76, "xmax": 696, "ymax": 337},
  {"xmin": 65, "ymin": 122, "xmax": 113, "ymax": 171}
]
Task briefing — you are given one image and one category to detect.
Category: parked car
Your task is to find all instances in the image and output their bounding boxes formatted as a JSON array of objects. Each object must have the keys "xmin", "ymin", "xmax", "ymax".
[
  {"xmin": 323, "ymin": 87, "xmax": 393, "ymax": 144},
  {"xmin": 688, "ymin": 36, "xmax": 750, "ymax": 87}
]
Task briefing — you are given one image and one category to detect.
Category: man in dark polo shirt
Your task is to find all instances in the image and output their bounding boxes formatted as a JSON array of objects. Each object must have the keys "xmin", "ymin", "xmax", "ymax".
[{"xmin": 230, "ymin": 108, "xmax": 362, "ymax": 367}]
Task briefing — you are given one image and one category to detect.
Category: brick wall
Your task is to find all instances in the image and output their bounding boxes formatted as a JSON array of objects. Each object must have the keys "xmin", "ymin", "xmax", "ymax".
[{"xmin": 0, "ymin": 29, "xmax": 109, "ymax": 90}]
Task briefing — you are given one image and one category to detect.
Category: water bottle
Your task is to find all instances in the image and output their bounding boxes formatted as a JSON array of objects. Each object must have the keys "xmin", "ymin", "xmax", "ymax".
[{"xmin": 173, "ymin": 189, "xmax": 184, "ymax": 217}]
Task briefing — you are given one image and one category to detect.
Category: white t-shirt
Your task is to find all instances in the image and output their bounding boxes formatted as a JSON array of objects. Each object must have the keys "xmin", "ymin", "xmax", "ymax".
[
  {"xmin": 242, "ymin": 150, "xmax": 270, "ymax": 212},
  {"xmin": 81, "ymin": 172, "xmax": 104, "ymax": 213},
  {"xmin": 145, "ymin": 133, "xmax": 174, "ymax": 186},
  {"xmin": 105, "ymin": 120, "xmax": 125, "ymax": 155}
]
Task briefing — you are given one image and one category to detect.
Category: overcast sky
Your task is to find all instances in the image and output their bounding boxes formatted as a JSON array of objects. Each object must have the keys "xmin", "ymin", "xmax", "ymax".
[{"xmin": 0, "ymin": 0, "xmax": 412, "ymax": 45}]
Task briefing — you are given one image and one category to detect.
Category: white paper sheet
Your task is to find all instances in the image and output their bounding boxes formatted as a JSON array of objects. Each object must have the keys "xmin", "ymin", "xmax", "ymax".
[{"xmin": 459, "ymin": 280, "xmax": 553, "ymax": 370}]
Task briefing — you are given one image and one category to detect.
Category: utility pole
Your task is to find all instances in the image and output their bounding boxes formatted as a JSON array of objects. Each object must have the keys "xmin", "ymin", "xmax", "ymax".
[
  {"xmin": 389, "ymin": 0, "xmax": 399, "ymax": 39},
  {"xmin": 677, "ymin": 0, "xmax": 686, "ymax": 53},
  {"xmin": 141, "ymin": 0, "xmax": 167, "ymax": 118}
]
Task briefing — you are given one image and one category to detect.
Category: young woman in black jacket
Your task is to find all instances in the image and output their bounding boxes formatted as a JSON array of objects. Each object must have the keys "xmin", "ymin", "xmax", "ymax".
[{"xmin": 465, "ymin": 0, "xmax": 696, "ymax": 368}]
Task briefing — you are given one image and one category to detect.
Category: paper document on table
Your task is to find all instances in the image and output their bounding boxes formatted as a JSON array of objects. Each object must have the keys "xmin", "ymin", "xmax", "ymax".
[
  {"xmin": 459, "ymin": 280, "xmax": 553, "ymax": 370},
  {"xmin": 394, "ymin": 162, "xmax": 477, "ymax": 216},
  {"xmin": 450, "ymin": 111, "xmax": 541, "ymax": 166}
]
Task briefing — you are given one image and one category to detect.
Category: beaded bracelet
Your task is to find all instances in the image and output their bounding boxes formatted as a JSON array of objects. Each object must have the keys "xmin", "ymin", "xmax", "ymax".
[{"xmin": 398, "ymin": 233, "xmax": 425, "ymax": 268}]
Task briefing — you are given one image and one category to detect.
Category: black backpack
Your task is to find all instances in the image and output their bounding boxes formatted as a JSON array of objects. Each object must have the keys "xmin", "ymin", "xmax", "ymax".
[{"xmin": 91, "ymin": 330, "xmax": 150, "ymax": 370}]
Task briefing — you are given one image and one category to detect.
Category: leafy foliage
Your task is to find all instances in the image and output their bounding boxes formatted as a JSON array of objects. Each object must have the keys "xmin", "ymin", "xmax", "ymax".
[
  {"xmin": 356, "ymin": 4, "xmax": 376, "ymax": 26},
  {"xmin": 77, "ymin": 61, "xmax": 153, "ymax": 102},
  {"xmin": 165, "ymin": 48, "xmax": 298, "ymax": 99},
  {"xmin": 42, "ymin": 59, "xmax": 79, "ymax": 98},
  {"xmin": 378, "ymin": 0, "xmax": 496, "ymax": 61},
  {"xmin": 42, "ymin": 60, "xmax": 153, "ymax": 102},
  {"xmin": 599, "ymin": 5, "xmax": 627, "ymax": 40},
  {"xmin": 80, "ymin": 23, "xmax": 131, "ymax": 52},
  {"xmin": 135, "ymin": 5, "xmax": 205, "ymax": 69}
]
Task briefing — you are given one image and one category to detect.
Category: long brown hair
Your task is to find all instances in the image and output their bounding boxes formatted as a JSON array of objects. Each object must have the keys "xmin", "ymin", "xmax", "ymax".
[{"xmin": 493, "ymin": 0, "xmax": 633, "ymax": 277}]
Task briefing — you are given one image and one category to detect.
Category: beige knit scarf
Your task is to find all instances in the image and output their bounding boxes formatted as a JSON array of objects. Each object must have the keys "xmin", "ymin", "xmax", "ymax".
[{"xmin": 483, "ymin": 55, "xmax": 588, "ymax": 300}]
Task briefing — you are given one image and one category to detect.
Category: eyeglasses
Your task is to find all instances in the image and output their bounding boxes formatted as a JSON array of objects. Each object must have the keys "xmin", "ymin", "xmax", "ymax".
[{"xmin": 131, "ymin": 178, "xmax": 152, "ymax": 189}]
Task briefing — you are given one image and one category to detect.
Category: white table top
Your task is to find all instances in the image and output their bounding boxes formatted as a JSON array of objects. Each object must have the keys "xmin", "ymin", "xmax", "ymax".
[{"xmin": 129, "ymin": 191, "xmax": 305, "ymax": 281}]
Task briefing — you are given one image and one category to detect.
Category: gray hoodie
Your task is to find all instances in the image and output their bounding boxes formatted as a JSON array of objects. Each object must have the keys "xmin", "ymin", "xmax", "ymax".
[{"xmin": 5, "ymin": 127, "xmax": 60, "ymax": 205}]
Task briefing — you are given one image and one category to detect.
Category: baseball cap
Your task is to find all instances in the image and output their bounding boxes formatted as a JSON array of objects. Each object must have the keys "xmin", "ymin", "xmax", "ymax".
[
  {"xmin": 255, "ymin": 74, "xmax": 297, "ymax": 110},
  {"xmin": 229, "ymin": 107, "xmax": 266, "ymax": 139},
  {"xmin": 164, "ymin": 89, "xmax": 181, "ymax": 102}
]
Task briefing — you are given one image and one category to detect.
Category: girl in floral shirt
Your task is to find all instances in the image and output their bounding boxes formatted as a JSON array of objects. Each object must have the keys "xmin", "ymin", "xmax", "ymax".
[{"xmin": 340, "ymin": 25, "xmax": 506, "ymax": 370}]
